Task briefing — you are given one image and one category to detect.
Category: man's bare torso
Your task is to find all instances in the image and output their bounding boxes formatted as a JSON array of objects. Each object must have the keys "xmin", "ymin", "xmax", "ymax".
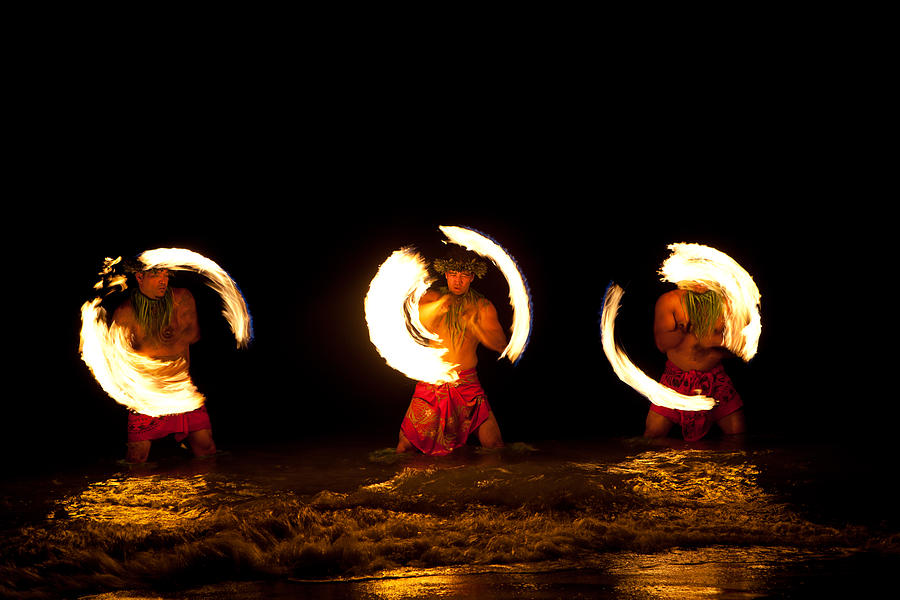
[
  {"xmin": 113, "ymin": 288, "xmax": 200, "ymax": 361},
  {"xmin": 654, "ymin": 289, "xmax": 726, "ymax": 372},
  {"xmin": 419, "ymin": 289, "xmax": 505, "ymax": 372}
]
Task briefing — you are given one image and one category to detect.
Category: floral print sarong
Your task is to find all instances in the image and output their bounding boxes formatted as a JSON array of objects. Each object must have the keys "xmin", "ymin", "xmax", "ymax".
[{"xmin": 400, "ymin": 368, "xmax": 492, "ymax": 455}]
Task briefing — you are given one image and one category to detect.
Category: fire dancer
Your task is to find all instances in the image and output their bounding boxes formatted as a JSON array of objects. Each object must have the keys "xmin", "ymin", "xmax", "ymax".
[
  {"xmin": 645, "ymin": 285, "xmax": 746, "ymax": 441},
  {"xmin": 396, "ymin": 248, "xmax": 506, "ymax": 454},
  {"xmin": 112, "ymin": 264, "xmax": 216, "ymax": 462}
]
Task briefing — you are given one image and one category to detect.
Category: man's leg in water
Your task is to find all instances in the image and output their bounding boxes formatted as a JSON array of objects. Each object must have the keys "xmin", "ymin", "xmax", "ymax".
[
  {"xmin": 477, "ymin": 411, "xmax": 504, "ymax": 448},
  {"xmin": 126, "ymin": 440, "xmax": 151, "ymax": 463},
  {"xmin": 717, "ymin": 408, "xmax": 746, "ymax": 436},
  {"xmin": 644, "ymin": 409, "xmax": 676, "ymax": 438},
  {"xmin": 396, "ymin": 430, "xmax": 415, "ymax": 453},
  {"xmin": 188, "ymin": 429, "xmax": 217, "ymax": 457}
]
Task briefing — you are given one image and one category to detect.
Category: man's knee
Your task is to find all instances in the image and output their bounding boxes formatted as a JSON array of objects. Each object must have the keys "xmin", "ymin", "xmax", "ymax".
[
  {"xmin": 188, "ymin": 429, "xmax": 216, "ymax": 457},
  {"xmin": 126, "ymin": 440, "xmax": 151, "ymax": 463},
  {"xmin": 644, "ymin": 410, "xmax": 674, "ymax": 438},
  {"xmin": 477, "ymin": 413, "xmax": 504, "ymax": 448},
  {"xmin": 396, "ymin": 431, "xmax": 415, "ymax": 453},
  {"xmin": 717, "ymin": 409, "xmax": 746, "ymax": 435}
]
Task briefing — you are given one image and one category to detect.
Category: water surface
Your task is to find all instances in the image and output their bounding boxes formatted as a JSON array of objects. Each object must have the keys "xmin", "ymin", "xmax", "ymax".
[{"xmin": 1, "ymin": 435, "xmax": 896, "ymax": 599}]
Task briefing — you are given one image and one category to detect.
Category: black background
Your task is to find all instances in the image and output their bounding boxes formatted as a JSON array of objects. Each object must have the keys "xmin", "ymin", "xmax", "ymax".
[{"xmin": 5, "ymin": 45, "xmax": 890, "ymax": 477}]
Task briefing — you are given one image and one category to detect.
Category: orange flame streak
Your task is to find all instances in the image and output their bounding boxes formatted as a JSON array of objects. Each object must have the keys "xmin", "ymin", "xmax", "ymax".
[
  {"xmin": 439, "ymin": 225, "xmax": 531, "ymax": 364},
  {"xmin": 365, "ymin": 248, "xmax": 459, "ymax": 384},
  {"xmin": 79, "ymin": 249, "xmax": 251, "ymax": 416},
  {"xmin": 659, "ymin": 243, "xmax": 761, "ymax": 362},
  {"xmin": 79, "ymin": 298, "xmax": 205, "ymax": 417},
  {"xmin": 138, "ymin": 248, "xmax": 252, "ymax": 348},
  {"xmin": 600, "ymin": 243, "xmax": 761, "ymax": 411},
  {"xmin": 601, "ymin": 284, "xmax": 716, "ymax": 411}
]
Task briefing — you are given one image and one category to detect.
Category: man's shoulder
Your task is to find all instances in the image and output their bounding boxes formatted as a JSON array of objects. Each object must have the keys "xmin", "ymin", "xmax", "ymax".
[
  {"xmin": 476, "ymin": 297, "xmax": 499, "ymax": 317},
  {"xmin": 112, "ymin": 298, "xmax": 135, "ymax": 322},
  {"xmin": 172, "ymin": 287, "xmax": 195, "ymax": 302},
  {"xmin": 655, "ymin": 289, "xmax": 685, "ymax": 312},
  {"xmin": 476, "ymin": 296, "xmax": 496, "ymax": 308},
  {"xmin": 658, "ymin": 289, "xmax": 684, "ymax": 303}
]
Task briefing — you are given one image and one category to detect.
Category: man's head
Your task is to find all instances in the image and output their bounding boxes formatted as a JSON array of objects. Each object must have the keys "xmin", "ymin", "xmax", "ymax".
[
  {"xmin": 135, "ymin": 268, "xmax": 170, "ymax": 300},
  {"xmin": 444, "ymin": 270, "xmax": 474, "ymax": 296},
  {"xmin": 433, "ymin": 248, "xmax": 487, "ymax": 295}
]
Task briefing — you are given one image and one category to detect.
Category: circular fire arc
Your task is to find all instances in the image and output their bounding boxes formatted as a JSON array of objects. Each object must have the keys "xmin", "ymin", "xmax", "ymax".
[
  {"xmin": 79, "ymin": 248, "xmax": 252, "ymax": 417},
  {"xmin": 600, "ymin": 243, "xmax": 761, "ymax": 411},
  {"xmin": 365, "ymin": 226, "xmax": 532, "ymax": 385}
]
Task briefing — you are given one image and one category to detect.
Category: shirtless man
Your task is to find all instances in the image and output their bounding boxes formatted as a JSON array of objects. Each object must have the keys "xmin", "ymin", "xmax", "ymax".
[
  {"xmin": 396, "ymin": 250, "xmax": 507, "ymax": 454},
  {"xmin": 645, "ymin": 286, "xmax": 746, "ymax": 441},
  {"xmin": 112, "ymin": 267, "xmax": 217, "ymax": 462}
]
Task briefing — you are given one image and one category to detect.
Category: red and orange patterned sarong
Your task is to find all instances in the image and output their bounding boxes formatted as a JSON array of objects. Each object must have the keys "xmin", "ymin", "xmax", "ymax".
[
  {"xmin": 650, "ymin": 361, "xmax": 743, "ymax": 441},
  {"xmin": 400, "ymin": 368, "xmax": 492, "ymax": 455},
  {"xmin": 127, "ymin": 405, "xmax": 212, "ymax": 443}
]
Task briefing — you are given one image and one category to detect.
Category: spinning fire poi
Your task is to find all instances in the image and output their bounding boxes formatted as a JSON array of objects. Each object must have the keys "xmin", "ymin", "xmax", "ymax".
[
  {"xmin": 364, "ymin": 225, "xmax": 532, "ymax": 455},
  {"xmin": 600, "ymin": 243, "xmax": 761, "ymax": 441},
  {"xmin": 79, "ymin": 248, "xmax": 252, "ymax": 463}
]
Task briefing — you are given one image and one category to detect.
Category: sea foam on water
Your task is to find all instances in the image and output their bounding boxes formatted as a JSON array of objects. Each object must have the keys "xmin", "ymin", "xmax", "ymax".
[{"xmin": 0, "ymin": 438, "xmax": 897, "ymax": 599}]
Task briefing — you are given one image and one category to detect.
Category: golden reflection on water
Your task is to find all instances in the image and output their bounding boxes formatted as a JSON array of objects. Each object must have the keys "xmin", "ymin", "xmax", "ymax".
[
  {"xmin": 607, "ymin": 547, "xmax": 784, "ymax": 600},
  {"xmin": 587, "ymin": 449, "xmax": 769, "ymax": 505},
  {"xmin": 364, "ymin": 574, "xmax": 459, "ymax": 599},
  {"xmin": 56, "ymin": 473, "xmax": 215, "ymax": 528}
]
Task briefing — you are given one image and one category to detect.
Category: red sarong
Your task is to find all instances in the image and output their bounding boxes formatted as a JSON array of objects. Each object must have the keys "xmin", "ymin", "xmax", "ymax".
[
  {"xmin": 650, "ymin": 361, "xmax": 743, "ymax": 441},
  {"xmin": 127, "ymin": 405, "xmax": 212, "ymax": 443},
  {"xmin": 400, "ymin": 368, "xmax": 492, "ymax": 455}
]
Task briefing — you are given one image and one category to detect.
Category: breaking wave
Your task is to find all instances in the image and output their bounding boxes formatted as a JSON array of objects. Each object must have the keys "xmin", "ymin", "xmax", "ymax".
[{"xmin": 1, "ymin": 438, "xmax": 897, "ymax": 598}]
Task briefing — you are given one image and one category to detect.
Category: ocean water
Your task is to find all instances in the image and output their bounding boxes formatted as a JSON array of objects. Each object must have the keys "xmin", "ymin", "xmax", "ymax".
[{"xmin": 1, "ymin": 434, "xmax": 897, "ymax": 599}]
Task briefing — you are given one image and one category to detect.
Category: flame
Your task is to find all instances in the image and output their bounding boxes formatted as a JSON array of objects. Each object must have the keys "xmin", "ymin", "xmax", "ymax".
[
  {"xmin": 364, "ymin": 226, "xmax": 532, "ymax": 385},
  {"xmin": 79, "ymin": 248, "xmax": 252, "ymax": 417},
  {"xmin": 600, "ymin": 243, "xmax": 761, "ymax": 411},
  {"xmin": 365, "ymin": 248, "xmax": 459, "ymax": 385},
  {"xmin": 79, "ymin": 298, "xmax": 206, "ymax": 416},
  {"xmin": 659, "ymin": 243, "xmax": 761, "ymax": 361},
  {"xmin": 137, "ymin": 248, "xmax": 253, "ymax": 348},
  {"xmin": 439, "ymin": 225, "xmax": 532, "ymax": 364},
  {"xmin": 601, "ymin": 284, "xmax": 716, "ymax": 411}
]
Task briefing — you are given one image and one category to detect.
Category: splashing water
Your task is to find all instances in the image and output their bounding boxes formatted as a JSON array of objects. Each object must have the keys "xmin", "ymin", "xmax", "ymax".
[{"xmin": 1, "ymin": 438, "xmax": 895, "ymax": 599}]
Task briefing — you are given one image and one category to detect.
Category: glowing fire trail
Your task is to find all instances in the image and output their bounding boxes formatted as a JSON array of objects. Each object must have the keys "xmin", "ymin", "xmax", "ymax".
[
  {"xmin": 600, "ymin": 243, "xmax": 761, "ymax": 411},
  {"xmin": 601, "ymin": 284, "xmax": 716, "ymax": 411},
  {"xmin": 365, "ymin": 248, "xmax": 459, "ymax": 385},
  {"xmin": 138, "ymin": 248, "xmax": 253, "ymax": 348},
  {"xmin": 439, "ymin": 225, "xmax": 532, "ymax": 364},
  {"xmin": 79, "ymin": 248, "xmax": 253, "ymax": 417},
  {"xmin": 659, "ymin": 242, "xmax": 761, "ymax": 362},
  {"xmin": 364, "ymin": 226, "xmax": 532, "ymax": 385}
]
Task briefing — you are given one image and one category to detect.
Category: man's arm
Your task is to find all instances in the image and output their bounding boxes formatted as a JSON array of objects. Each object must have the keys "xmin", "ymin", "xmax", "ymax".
[
  {"xmin": 653, "ymin": 291, "xmax": 687, "ymax": 352},
  {"xmin": 173, "ymin": 289, "xmax": 200, "ymax": 345},
  {"xmin": 655, "ymin": 290, "xmax": 728, "ymax": 352},
  {"xmin": 111, "ymin": 302, "xmax": 136, "ymax": 340},
  {"xmin": 470, "ymin": 300, "xmax": 508, "ymax": 353},
  {"xmin": 417, "ymin": 290, "xmax": 450, "ymax": 331}
]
